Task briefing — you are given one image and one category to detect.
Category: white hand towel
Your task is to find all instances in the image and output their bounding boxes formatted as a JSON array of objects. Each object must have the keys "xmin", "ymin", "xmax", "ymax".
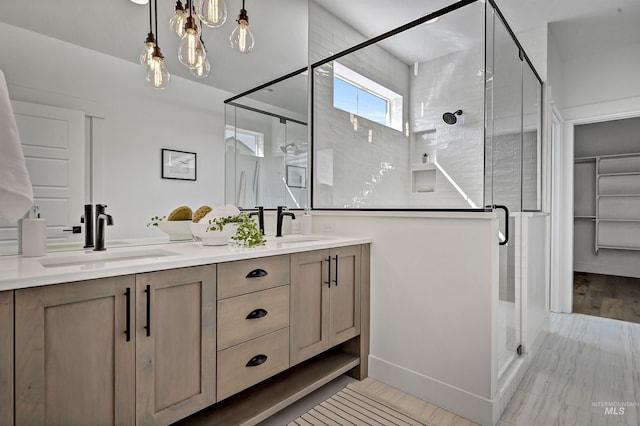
[{"xmin": 0, "ymin": 69, "xmax": 33, "ymax": 222}]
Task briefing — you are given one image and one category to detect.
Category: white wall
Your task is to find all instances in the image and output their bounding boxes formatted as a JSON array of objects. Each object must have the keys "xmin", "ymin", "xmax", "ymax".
[
  {"xmin": 410, "ymin": 47, "xmax": 485, "ymax": 208},
  {"xmin": 549, "ymin": 25, "xmax": 640, "ymax": 295},
  {"xmin": 560, "ymin": 43, "xmax": 640, "ymax": 110},
  {"xmin": 0, "ymin": 22, "xmax": 230, "ymax": 242},
  {"xmin": 310, "ymin": 3, "xmax": 411, "ymax": 208},
  {"xmin": 310, "ymin": 211, "xmax": 501, "ymax": 425}
]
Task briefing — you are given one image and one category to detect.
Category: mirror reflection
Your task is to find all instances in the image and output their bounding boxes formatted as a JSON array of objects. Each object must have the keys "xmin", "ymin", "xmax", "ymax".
[
  {"xmin": 225, "ymin": 70, "xmax": 309, "ymax": 209},
  {"xmin": 0, "ymin": 0, "xmax": 308, "ymax": 255}
]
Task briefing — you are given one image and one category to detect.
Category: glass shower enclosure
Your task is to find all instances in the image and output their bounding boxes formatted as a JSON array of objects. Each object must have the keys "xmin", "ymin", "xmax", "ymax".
[
  {"xmin": 224, "ymin": 69, "xmax": 309, "ymax": 210},
  {"xmin": 309, "ymin": 0, "xmax": 543, "ymax": 381}
]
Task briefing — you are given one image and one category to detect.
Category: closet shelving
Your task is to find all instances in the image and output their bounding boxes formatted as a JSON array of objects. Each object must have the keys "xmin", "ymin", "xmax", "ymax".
[{"xmin": 575, "ymin": 152, "xmax": 640, "ymax": 252}]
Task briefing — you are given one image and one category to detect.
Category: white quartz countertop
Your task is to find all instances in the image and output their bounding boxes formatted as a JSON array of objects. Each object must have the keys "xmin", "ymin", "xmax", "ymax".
[{"xmin": 0, "ymin": 235, "xmax": 371, "ymax": 291}]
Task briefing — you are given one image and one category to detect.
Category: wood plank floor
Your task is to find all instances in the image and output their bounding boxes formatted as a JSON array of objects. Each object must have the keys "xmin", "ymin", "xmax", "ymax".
[
  {"xmin": 268, "ymin": 313, "xmax": 640, "ymax": 426},
  {"xmin": 573, "ymin": 272, "xmax": 640, "ymax": 323},
  {"xmin": 499, "ymin": 312, "xmax": 640, "ymax": 426},
  {"xmin": 289, "ymin": 378, "xmax": 477, "ymax": 426}
]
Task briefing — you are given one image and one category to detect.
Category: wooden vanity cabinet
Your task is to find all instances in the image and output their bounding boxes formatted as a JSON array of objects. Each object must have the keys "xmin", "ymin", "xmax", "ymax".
[
  {"xmin": 9, "ymin": 244, "xmax": 368, "ymax": 425},
  {"xmin": 0, "ymin": 291, "xmax": 13, "ymax": 426},
  {"xmin": 14, "ymin": 275, "xmax": 136, "ymax": 425},
  {"xmin": 216, "ymin": 255, "xmax": 290, "ymax": 401},
  {"xmin": 290, "ymin": 245, "xmax": 361, "ymax": 365},
  {"xmin": 135, "ymin": 265, "xmax": 216, "ymax": 425},
  {"xmin": 13, "ymin": 264, "xmax": 215, "ymax": 426}
]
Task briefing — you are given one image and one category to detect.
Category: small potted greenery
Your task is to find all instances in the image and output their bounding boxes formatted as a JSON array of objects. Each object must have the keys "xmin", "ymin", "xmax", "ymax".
[{"xmin": 204, "ymin": 213, "xmax": 266, "ymax": 247}]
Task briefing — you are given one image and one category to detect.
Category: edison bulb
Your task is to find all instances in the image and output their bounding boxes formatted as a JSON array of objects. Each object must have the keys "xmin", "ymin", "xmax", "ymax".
[
  {"xmin": 178, "ymin": 30, "xmax": 206, "ymax": 69},
  {"xmin": 191, "ymin": 57, "xmax": 211, "ymax": 78},
  {"xmin": 169, "ymin": 9, "xmax": 186, "ymax": 38},
  {"xmin": 146, "ymin": 50, "xmax": 170, "ymax": 90},
  {"xmin": 139, "ymin": 34, "xmax": 156, "ymax": 66},
  {"xmin": 198, "ymin": 0, "xmax": 226, "ymax": 28},
  {"xmin": 178, "ymin": 17, "xmax": 206, "ymax": 69},
  {"xmin": 229, "ymin": 19, "xmax": 254, "ymax": 54}
]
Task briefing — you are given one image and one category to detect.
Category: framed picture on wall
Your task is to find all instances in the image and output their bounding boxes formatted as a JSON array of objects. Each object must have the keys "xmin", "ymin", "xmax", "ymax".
[
  {"xmin": 162, "ymin": 149, "xmax": 197, "ymax": 181},
  {"xmin": 286, "ymin": 165, "xmax": 306, "ymax": 188}
]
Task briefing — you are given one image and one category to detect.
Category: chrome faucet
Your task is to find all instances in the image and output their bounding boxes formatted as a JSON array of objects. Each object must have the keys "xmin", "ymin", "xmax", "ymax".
[
  {"xmin": 276, "ymin": 206, "xmax": 296, "ymax": 237},
  {"xmin": 240, "ymin": 206, "xmax": 264, "ymax": 235},
  {"xmin": 94, "ymin": 204, "xmax": 114, "ymax": 251}
]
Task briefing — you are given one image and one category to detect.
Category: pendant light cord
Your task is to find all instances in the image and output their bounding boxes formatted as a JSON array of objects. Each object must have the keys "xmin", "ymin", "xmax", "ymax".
[
  {"xmin": 154, "ymin": 0, "xmax": 159, "ymax": 45},
  {"xmin": 148, "ymin": 0, "xmax": 153, "ymax": 34}
]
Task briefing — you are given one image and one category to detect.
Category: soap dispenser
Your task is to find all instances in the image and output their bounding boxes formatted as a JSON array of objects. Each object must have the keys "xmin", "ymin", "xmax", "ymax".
[{"xmin": 22, "ymin": 205, "xmax": 46, "ymax": 257}]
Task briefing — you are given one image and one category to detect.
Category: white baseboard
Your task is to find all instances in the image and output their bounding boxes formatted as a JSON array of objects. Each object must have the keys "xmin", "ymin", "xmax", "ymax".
[
  {"xmin": 368, "ymin": 355, "xmax": 494, "ymax": 426},
  {"xmin": 369, "ymin": 350, "xmax": 539, "ymax": 426}
]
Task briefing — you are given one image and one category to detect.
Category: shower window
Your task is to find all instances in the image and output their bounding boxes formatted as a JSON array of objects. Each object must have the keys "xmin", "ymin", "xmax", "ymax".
[
  {"xmin": 225, "ymin": 125, "xmax": 264, "ymax": 157},
  {"xmin": 311, "ymin": 0, "xmax": 542, "ymax": 211},
  {"xmin": 333, "ymin": 62, "xmax": 403, "ymax": 131}
]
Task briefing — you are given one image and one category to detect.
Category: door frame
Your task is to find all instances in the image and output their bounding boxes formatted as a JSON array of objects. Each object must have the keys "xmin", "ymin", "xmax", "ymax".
[{"xmin": 553, "ymin": 97, "xmax": 640, "ymax": 313}]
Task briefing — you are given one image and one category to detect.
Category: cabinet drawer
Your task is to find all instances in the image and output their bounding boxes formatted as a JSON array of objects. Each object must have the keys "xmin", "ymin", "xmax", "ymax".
[
  {"xmin": 217, "ymin": 328, "xmax": 289, "ymax": 401},
  {"xmin": 218, "ymin": 255, "xmax": 289, "ymax": 299},
  {"xmin": 218, "ymin": 285, "xmax": 290, "ymax": 350}
]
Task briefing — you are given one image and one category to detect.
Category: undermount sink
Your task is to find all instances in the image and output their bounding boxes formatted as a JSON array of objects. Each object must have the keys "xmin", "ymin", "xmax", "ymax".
[{"xmin": 39, "ymin": 248, "xmax": 179, "ymax": 268}]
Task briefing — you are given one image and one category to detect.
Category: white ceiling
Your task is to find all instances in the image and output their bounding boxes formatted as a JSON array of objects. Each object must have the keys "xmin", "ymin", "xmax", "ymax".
[{"xmin": 1, "ymin": 0, "xmax": 638, "ymax": 99}]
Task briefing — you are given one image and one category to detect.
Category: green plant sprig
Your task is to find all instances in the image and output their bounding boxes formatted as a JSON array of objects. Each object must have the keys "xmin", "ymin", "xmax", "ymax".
[
  {"xmin": 207, "ymin": 213, "xmax": 266, "ymax": 248},
  {"xmin": 147, "ymin": 215, "xmax": 167, "ymax": 227}
]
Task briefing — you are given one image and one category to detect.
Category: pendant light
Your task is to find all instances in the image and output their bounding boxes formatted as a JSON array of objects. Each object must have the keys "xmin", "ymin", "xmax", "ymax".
[
  {"xmin": 197, "ymin": 0, "xmax": 227, "ymax": 28},
  {"xmin": 230, "ymin": 0, "xmax": 255, "ymax": 54},
  {"xmin": 191, "ymin": 57, "xmax": 211, "ymax": 78},
  {"xmin": 139, "ymin": 0, "xmax": 156, "ymax": 66},
  {"xmin": 147, "ymin": 46, "xmax": 170, "ymax": 89},
  {"xmin": 144, "ymin": 0, "xmax": 170, "ymax": 89},
  {"xmin": 169, "ymin": 0, "xmax": 187, "ymax": 38},
  {"xmin": 189, "ymin": 37, "xmax": 211, "ymax": 78},
  {"xmin": 178, "ymin": 1, "xmax": 207, "ymax": 69}
]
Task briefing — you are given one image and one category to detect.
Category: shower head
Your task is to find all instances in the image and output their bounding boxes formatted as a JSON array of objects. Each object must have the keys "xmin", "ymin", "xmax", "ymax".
[
  {"xmin": 442, "ymin": 109, "xmax": 463, "ymax": 125},
  {"xmin": 280, "ymin": 142, "xmax": 305, "ymax": 155},
  {"xmin": 280, "ymin": 143, "xmax": 296, "ymax": 153}
]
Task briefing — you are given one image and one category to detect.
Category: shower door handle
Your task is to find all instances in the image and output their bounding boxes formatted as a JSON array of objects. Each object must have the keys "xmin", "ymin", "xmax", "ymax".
[{"xmin": 487, "ymin": 204, "xmax": 509, "ymax": 246}]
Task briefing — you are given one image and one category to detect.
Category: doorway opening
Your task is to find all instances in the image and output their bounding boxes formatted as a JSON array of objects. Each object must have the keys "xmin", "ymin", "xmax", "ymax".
[{"xmin": 572, "ymin": 116, "xmax": 640, "ymax": 322}]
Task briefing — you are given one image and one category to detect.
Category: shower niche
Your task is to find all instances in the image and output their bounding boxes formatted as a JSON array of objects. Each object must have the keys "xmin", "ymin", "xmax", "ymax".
[{"xmin": 411, "ymin": 130, "xmax": 437, "ymax": 195}]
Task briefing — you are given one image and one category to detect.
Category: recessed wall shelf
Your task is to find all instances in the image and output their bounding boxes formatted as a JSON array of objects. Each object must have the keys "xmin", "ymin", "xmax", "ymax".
[{"xmin": 575, "ymin": 152, "xmax": 640, "ymax": 252}]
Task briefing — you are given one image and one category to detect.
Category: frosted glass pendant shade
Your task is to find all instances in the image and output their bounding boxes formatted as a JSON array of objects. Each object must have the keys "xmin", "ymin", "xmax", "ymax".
[
  {"xmin": 230, "ymin": 19, "xmax": 254, "ymax": 53},
  {"xmin": 198, "ymin": 0, "xmax": 227, "ymax": 28}
]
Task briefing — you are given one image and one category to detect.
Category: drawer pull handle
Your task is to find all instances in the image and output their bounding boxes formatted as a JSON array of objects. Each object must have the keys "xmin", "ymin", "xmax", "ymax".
[
  {"xmin": 246, "ymin": 308, "xmax": 268, "ymax": 319},
  {"xmin": 246, "ymin": 354, "xmax": 268, "ymax": 367},
  {"xmin": 246, "ymin": 268, "xmax": 268, "ymax": 278}
]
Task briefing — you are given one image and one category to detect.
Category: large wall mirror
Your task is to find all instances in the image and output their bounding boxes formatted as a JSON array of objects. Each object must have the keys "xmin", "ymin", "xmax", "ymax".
[
  {"xmin": 0, "ymin": 0, "xmax": 307, "ymax": 255},
  {"xmin": 225, "ymin": 69, "xmax": 309, "ymax": 209}
]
